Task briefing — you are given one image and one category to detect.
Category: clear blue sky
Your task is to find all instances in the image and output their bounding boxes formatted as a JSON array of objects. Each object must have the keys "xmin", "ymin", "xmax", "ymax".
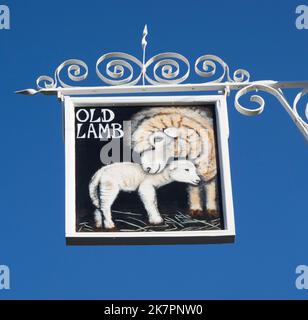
[{"xmin": 0, "ymin": 0, "xmax": 307, "ymax": 299}]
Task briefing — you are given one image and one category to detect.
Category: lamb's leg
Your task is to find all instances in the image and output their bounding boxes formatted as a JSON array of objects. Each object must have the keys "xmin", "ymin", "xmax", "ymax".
[
  {"xmin": 205, "ymin": 178, "xmax": 220, "ymax": 218},
  {"xmin": 94, "ymin": 209, "xmax": 103, "ymax": 229},
  {"xmin": 138, "ymin": 183, "xmax": 164, "ymax": 225},
  {"xmin": 188, "ymin": 185, "xmax": 203, "ymax": 218},
  {"xmin": 98, "ymin": 181, "xmax": 119, "ymax": 229}
]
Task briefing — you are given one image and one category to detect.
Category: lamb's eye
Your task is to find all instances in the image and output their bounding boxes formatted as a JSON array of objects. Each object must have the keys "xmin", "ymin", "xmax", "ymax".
[{"xmin": 185, "ymin": 168, "xmax": 189, "ymax": 172}]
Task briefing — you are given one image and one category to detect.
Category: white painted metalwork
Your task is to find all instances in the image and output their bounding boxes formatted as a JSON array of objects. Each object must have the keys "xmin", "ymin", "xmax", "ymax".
[{"xmin": 16, "ymin": 25, "xmax": 308, "ymax": 142}]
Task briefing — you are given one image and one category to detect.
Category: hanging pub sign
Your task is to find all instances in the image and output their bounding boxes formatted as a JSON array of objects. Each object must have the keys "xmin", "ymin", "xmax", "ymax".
[
  {"xmin": 64, "ymin": 95, "xmax": 235, "ymax": 244},
  {"xmin": 16, "ymin": 26, "xmax": 308, "ymax": 245}
]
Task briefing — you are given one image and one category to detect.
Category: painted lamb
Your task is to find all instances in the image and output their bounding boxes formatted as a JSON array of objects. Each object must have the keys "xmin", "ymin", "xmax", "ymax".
[{"xmin": 89, "ymin": 160, "xmax": 201, "ymax": 230}]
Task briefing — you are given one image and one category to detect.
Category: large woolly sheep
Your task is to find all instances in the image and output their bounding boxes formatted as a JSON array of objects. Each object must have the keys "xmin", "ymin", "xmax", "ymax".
[
  {"xmin": 131, "ymin": 106, "xmax": 219, "ymax": 219},
  {"xmin": 89, "ymin": 160, "xmax": 200, "ymax": 229}
]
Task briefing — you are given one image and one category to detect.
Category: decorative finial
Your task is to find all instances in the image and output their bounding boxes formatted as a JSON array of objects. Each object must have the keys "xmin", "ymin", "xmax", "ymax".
[{"xmin": 142, "ymin": 24, "xmax": 148, "ymax": 85}]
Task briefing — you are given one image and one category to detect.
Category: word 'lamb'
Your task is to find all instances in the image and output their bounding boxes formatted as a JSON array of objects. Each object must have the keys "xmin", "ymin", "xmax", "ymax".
[{"xmin": 89, "ymin": 160, "xmax": 201, "ymax": 230}]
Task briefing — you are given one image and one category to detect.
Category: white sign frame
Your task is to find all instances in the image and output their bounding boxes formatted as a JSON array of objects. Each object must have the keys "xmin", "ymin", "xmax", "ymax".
[{"xmin": 64, "ymin": 95, "xmax": 235, "ymax": 245}]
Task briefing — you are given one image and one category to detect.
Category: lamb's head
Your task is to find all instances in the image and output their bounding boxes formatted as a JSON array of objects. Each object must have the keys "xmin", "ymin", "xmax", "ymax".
[
  {"xmin": 168, "ymin": 160, "xmax": 201, "ymax": 186},
  {"xmin": 139, "ymin": 127, "xmax": 180, "ymax": 174}
]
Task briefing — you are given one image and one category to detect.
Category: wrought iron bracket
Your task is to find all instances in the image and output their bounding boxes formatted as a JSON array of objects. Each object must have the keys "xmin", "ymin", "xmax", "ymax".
[{"xmin": 16, "ymin": 25, "xmax": 308, "ymax": 142}]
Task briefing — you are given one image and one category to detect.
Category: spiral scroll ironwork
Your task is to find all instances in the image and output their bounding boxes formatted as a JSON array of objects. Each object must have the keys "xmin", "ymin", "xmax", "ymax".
[
  {"xmin": 36, "ymin": 59, "xmax": 88, "ymax": 89},
  {"xmin": 33, "ymin": 52, "xmax": 251, "ymax": 88},
  {"xmin": 144, "ymin": 52, "xmax": 190, "ymax": 85},
  {"xmin": 235, "ymin": 83, "xmax": 308, "ymax": 141},
  {"xmin": 195, "ymin": 54, "xmax": 250, "ymax": 83},
  {"xmin": 293, "ymin": 88, "xmax": 308, "ymax": 125},
  {"xmin": 96, "ymin": 52, "xmax": 143, "ymax": 86}
]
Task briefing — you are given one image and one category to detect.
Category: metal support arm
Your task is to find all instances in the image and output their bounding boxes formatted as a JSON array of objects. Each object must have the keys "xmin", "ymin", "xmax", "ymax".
[{"xmin": 15, "ymin": 25, "xmax": 308, "ymax": 142}]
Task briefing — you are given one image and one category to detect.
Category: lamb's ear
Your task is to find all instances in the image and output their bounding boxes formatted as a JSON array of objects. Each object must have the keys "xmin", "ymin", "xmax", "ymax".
[
  {"xmin": 164, "ymin": 127, "xmax": 179, "ymax": 138},
  {"xmin": 168, "ymin": 161, "xmax": 177, "ymax": 171}
]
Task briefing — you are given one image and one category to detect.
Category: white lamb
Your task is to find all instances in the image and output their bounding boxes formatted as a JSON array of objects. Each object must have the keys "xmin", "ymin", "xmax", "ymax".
[{"xmin": 89, "ymin": 160, "xmax": 201, "ymax": 230}]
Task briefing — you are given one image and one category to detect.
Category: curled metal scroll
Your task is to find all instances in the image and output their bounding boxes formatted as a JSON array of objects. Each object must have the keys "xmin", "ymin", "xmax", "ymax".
[
  {"xmin": 36, "ymin": 59, "xmax": 88, "ymax": 89},
  {"xmin": 235, "ymin": 83, "xmax": 308, "ymax": 141},
  {"xmin": 144, "ymin": 52, "xmax": 190, "ymax": 85},
  {"xmin": 293, "ymin": 88, "xmax": 308, "ymax": 124},
  {"xmin": 96, "ymin": 52, "xmax": 143, "ymax": 86},
  {"xmin": 21, "ymin": 25, "xmax": 251, "ymax": 89},
  {"xmin": 195, "ymin": 54, "xmax": 250, "ymax": 83},
  {"xmin": 32, "ymin": 54, "xmax": 249, "ymax": 88}
]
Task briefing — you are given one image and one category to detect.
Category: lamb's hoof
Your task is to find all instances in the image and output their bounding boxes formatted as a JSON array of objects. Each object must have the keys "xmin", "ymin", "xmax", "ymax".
[
  {"xmin": 105, "ymin": 227, "xmax": 118, "ymax": 232},
  {"xmin": 94, "ymin": 225, "xmax": 118, "ymax": 232},
  {"xmin": 149, "ymin": 217, "xmax": 164, "ymax": 226},
  {"xmin": 206, "ymin": 210, "xmax": 220, "ymax": 219},
  {"xmin": 94, "ymin": 222, "xmax": 103, "ymax": 230},
  {"xmin": 104, "ymin": 220, "xmax": 116, "ymax": 230},
  {"xmin": 189, "ymin": 209, "xmax": 205, "ymax": 218}
]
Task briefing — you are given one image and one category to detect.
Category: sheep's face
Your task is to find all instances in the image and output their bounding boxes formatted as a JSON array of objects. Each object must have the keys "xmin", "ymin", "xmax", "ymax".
[
  {"xmin": 140, "ymin": 128, "xmax": 178, "ymax": 174},
  {"xmin": 169, "ymin": 160, "xmax": 201, "ymax": 186}
]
